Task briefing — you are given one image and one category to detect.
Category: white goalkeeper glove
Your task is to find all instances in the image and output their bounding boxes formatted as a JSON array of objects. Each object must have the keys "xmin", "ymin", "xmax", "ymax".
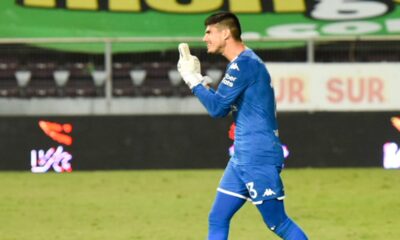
[{"xmin": 177, "ymin": 43, "xmax": 203, "ymax": 89}]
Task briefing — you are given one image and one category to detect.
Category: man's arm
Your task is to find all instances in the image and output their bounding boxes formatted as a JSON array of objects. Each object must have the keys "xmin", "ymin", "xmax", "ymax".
[
  {"xmin": 177, "ymin": 43, "xmax": 250, "ymax": 118},
  {"xmin": 192, "ymin": 85, "xmax": 231, "ymax": 118},
  {"xmin": 193, "ymin": 61, "xmax": 251, "ymax": 118}
]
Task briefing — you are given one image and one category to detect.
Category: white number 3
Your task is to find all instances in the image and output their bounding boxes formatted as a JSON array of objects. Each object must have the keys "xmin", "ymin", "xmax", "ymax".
[{"xmin": 246, "ymin": 182, "xmax": 258, "ymax": 199}]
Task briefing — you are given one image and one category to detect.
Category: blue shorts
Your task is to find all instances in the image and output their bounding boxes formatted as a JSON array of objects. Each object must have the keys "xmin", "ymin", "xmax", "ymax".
[{"xmin": 218, "ymin": 159, "xmax": 285, "ymax": 205}]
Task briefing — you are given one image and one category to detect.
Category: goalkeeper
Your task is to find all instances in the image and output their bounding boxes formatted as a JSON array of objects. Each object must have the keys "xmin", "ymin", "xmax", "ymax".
[{"xmin": 177, "ymin": 12, "xmax": 308, "ymax": 240}]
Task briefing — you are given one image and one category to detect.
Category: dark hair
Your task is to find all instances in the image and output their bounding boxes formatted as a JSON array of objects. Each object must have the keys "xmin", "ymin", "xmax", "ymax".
[{"xmin": 204, "ymin": 12, "xmax": 242, "ymax": 41}]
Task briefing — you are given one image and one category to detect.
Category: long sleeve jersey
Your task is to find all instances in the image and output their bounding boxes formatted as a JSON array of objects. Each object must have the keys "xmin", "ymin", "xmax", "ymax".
[{"xmin": 193, "ymin": 48, "xmax": 284, "ymax": 166}]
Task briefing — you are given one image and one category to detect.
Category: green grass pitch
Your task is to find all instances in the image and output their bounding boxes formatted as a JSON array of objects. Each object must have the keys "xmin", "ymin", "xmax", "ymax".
[{"xmin": 1, "ymin": 168, "xmax": 399, "ymax": 239}]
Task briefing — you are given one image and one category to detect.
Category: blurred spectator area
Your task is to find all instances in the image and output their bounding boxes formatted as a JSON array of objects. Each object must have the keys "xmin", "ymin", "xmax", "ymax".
[{"xmin": 0, "ymin": 40, "xmax": 399, "ymax": 98}]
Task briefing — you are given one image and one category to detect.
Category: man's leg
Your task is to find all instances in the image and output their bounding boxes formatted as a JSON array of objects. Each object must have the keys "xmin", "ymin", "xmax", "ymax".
[
  {"xmin": 208, "ymin": 191, "xmax": 246, "ymax": 240},
  {"xmin": 256, "ymin": 199, "xmax": 308, "ymax": 240}
]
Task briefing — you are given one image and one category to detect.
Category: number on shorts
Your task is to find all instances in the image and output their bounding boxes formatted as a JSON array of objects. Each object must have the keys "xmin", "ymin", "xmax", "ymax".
[{"xmin": 246, "ymin": 182, "xmax": 258, "ymax": 199}]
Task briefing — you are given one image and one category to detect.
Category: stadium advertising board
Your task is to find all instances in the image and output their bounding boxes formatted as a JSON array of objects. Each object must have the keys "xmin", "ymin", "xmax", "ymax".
[
  {"xmin": 0, "ymin": 114, "xmax": 399, "ymax": 170},
  {"xmin": 0, "ymin": 0, "xmax": 400, "ymax": 52},
  {"xmin": 383, "ymin": 116, "xmax": 400, "ymax": 169},
  {"xmin": 268, "ymin": 63, "xmax": 400, "ymax": 111},
  {"xmin": 30, "ymin": 120, "xmax": 73, "ymax": 173}
]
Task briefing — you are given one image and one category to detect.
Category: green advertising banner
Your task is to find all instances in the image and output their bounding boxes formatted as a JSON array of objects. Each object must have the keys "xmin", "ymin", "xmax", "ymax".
[{"xmin": 0, "ymin": 0, "xmax": 399, "ymax": 52}]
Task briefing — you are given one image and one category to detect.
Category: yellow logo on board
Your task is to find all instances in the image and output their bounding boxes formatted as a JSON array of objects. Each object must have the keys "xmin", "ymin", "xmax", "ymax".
[{"xmin": 17, "ymin": 0, "xmax": 399, "ymax": 19}]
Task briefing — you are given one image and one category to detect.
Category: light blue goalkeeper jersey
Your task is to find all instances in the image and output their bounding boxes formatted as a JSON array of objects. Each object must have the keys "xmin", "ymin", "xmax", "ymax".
[{"xmin": 193, "ymin": 48, "xmax": 284, "ymax": 166}]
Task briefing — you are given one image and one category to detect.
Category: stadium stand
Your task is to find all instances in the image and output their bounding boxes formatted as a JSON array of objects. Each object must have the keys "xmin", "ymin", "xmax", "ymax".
[{"xmin": 0, "ymin": 40, "xmax": 399, "ymax": 98}]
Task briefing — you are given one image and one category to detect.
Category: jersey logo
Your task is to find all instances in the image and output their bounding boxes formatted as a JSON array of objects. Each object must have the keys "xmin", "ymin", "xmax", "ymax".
[
  {"xmin": 221, "ymin": 74, "xmax": 237, "ymax": 87},
  {"xmin": 229, "ymin": 62, "xmax": 240, "ymax": 71},
  {"xmin": 263, "ymin": 188, "xmax": 276, "ymax": 197},
  {"xmin": 274, "ymin": 130, "xmax": 279, "ymax": 137},
  {"xmin": 224, "ymin": 74, "xmax": 237, "ymax": 81}
]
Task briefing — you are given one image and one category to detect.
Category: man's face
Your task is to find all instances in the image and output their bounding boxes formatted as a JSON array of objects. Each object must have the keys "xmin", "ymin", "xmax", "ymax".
[{"xmin": 203, "ymin": 24, "xmax": 226, "ymax": 54}]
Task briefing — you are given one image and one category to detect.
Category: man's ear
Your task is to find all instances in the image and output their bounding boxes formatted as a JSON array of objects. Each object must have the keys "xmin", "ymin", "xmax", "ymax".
[{"xmin": 222, "ymin": 28, "xmax": 231, "ymax": 40}]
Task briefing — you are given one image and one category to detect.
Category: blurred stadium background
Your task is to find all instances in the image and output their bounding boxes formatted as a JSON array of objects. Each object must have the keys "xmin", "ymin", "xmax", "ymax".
[
  {"xmin": 1, "ymin": 0, "xmax": 399, "ymax": 170},
  {"xmin": 1, "ymin": 1, "xmax": 400, "ymax": 239}
]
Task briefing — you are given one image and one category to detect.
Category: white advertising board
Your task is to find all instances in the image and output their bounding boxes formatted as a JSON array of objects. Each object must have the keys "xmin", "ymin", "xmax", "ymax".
[{"xmin": 268, "ymin": 63, "xmax": 400, "ymax": 111}]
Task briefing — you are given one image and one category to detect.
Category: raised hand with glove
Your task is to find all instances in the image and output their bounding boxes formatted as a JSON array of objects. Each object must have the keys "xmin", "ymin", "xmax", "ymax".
[{"xmin": 177, "ymin": 43, "xmax": 211, "ymax": 89}]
